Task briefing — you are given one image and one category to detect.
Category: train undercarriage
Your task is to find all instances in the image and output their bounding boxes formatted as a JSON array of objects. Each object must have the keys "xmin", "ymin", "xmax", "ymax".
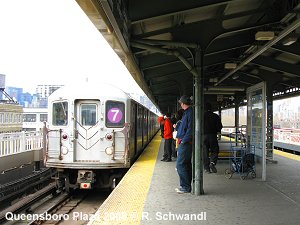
[{"xmin": 54, "ymin": 168, "xmax": 127, "ymax": 192}]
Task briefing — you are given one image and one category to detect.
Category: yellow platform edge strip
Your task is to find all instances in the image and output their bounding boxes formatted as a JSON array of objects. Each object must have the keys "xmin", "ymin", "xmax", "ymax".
[
  {"xmin": 274, "ymin": 149, "xmax": 300, "ymax": 161},
  {"xmin": 89, "ymin": 133, "xmax": 162, "ymax": 225}
]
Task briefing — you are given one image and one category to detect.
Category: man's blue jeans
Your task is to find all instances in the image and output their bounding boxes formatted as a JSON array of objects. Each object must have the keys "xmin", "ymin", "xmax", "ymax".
[{"xmin": 176, "ymin": 142, "xmax": 192, "ymax": 192}]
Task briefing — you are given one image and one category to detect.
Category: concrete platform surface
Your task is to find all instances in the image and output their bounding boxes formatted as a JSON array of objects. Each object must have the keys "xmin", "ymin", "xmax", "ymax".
[
  {"xmin": 88, "ymin": 135, "xmax": 300, "ymax": 225},
  {"xmin": 141, "ymin": 140, "xmax": 300, "ymax": 225}
]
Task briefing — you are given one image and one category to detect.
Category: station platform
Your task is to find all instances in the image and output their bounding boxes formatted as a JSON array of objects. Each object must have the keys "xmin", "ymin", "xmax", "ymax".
[{"xmin": 88, "ymin": 133, "xmax": 300, "ymax": 225}]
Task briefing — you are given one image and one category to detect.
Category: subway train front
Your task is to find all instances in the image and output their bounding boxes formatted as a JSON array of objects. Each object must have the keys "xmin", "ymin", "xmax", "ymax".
[{"xmin": 44, "ymin": 83, "xmax": 158, "ymax": 191}]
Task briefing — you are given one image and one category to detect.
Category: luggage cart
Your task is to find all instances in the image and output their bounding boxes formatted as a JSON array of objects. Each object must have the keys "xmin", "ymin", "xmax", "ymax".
[{"xmin": 225, "ymin": 132, "xmax": 256, "ymax": 180}]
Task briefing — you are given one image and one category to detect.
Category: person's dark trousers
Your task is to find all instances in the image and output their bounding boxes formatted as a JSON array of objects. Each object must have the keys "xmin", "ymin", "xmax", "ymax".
[
  {"xmin": 203, "ymin": 134, "xmax": 219, "ymax": 169},
  {"xmin": 163, "ymin": 138, "xmax": 173, "ymax": 160},
  {"xmin": 171, "ymin": 139, "xmax": 177, "ymax": 158},
  {"xmin": 160, "ymin": 124, "xmax": 164, "ymax": 137},
  {"xmin": 176, "ymin": 142, "xmax": 192, "ymax": 192}
]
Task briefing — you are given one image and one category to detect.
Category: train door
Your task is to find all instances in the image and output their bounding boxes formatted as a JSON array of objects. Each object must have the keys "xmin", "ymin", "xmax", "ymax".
[
  {"xmin": 74, "ymin": 100, "xmax": 101, "ymax": 161},
  {"xmin": 144, "ymin": 109, "xmax": 148, "ymax": 144},
  {"xmin": 130, "ymin": 102, "xmax": 137, "ymax": 157},
  {"xmin": 137, "ymin": 105, "xmax": 143, "ymax": 151}
]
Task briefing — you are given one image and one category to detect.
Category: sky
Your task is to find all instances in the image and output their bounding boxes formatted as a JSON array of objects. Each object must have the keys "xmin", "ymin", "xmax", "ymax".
[{"xmin": 0, "ymin": 0, "xmax": 144, "ymax": 96}]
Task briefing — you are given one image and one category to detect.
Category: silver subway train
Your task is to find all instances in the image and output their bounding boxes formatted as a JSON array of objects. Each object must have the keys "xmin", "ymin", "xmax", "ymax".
[{"xmin": 44, "ymin": 82, "xmax": 159, "ymax": 190}]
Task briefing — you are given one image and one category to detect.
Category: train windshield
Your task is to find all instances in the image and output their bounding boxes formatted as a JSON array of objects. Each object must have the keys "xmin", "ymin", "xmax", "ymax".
[
  {"xmin": 81, "ymin": 104, "xmax": 97, "ymax": 126},
  {"xmin": 53, "ymin": 101, "xmax": 68, "ymax": 126},
  {"xmin": 106, "ymin": 101, "xmax": 125, "ymax": 128}
]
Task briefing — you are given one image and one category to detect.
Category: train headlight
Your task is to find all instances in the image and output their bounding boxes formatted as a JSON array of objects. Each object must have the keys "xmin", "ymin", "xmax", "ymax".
[
  {"xmin": 61, "ymin": 146, "xmax": 69, "ymax": 155},
  {"xmin": 105, "ymin": 133, "xmax": 113, "ymax": 141},
  {"xmin": 105, "ymin": 146, "xmax": 113, "ymax": 155}
]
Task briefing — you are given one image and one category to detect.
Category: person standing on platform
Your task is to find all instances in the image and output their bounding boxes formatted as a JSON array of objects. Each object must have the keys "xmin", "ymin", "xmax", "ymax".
[
  {"xmin": 175, "ymin": 95, "xmax": 193, "ymax": 194},
  {"xmin": 157, "ymin": 115, "xmax": 165, "ymax": 138},
  {"xmin": 203, "ymin": 102, "xmax": 223, "ymax": 173},
  {"xmin": 161, "ymin": 112, "xmax": 173, "ymax": 162},
  {"xmin": 170, "ymin": 113, "xmax": 178, "ymax": 159},
  {"xmin": 173, "ymin": 109, "xmax": 184, "ymax": 155}
]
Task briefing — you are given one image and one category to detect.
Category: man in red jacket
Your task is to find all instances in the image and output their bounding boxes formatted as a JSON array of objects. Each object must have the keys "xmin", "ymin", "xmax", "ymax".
[{"xmin": 161, "ymin": 112, "xmax": 173, "ymax": 162}]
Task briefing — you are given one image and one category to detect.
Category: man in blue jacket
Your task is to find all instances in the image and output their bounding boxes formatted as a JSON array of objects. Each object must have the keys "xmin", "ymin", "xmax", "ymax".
[{"xmin": 175, "ymin": 95, "xmax": 193, "ymax": 194}]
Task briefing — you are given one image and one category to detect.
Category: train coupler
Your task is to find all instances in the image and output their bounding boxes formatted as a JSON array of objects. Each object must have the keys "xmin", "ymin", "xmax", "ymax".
[{"xmin": 77, "ymin": 170, "xmax": 95, "ymax": 189}]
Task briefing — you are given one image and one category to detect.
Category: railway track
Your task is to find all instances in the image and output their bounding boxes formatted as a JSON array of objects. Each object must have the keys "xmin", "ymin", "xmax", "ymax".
[
  {"xmin": 0, "ymin": 168, "xmax": 55, "ymax": 209},
  {"xmin": 0, "ymin": 183, "xmax": 57, "ymax": 224},
  {"xmin": 0, "ymin": 183, "xmax": 110, "ymax": 225}
]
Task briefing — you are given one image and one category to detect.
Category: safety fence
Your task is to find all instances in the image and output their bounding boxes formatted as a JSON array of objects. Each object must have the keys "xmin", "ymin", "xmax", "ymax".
[{"xmin": 0, "ymin": 131, "xmax": 43, "ymax": 157}]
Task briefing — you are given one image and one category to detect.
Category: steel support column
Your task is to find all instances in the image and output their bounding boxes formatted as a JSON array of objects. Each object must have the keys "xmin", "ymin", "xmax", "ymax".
[
  {"xmin": 234, "ymin": 96, "xmax": 240, "ymax": 133},
  {"xmin": 266, "ymin": 82, "xmax": 274, "ymax": 160},
  {"xmin": 235, "ymin": 96, "xmax": 240, "ymax": 143},
  {"xmin": 194, "ymin": 49, "xmax": 204, "ymax": 195}
]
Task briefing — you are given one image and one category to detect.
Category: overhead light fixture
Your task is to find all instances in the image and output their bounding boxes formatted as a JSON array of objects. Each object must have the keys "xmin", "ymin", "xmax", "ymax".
[
  {"xmin": 224, "ymin": 63, "xmax": 237, "ymax": 69},
  {"xmin": 282, "ymin": 34, "xmax": 298, "ymax": 46},
  {"xmin": 209, "ymin": 78, "xmax": 218, "ymax": 83},
  {"xmin": 206, "ymin": 86, "xmax": 245, "ymax": 92},
  {"xmin": 255, "ymin": 31, "xmax": 275, "ymax": 41}
]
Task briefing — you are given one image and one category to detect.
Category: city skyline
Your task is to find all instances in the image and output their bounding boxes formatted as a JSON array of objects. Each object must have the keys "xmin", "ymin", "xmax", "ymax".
[{"xmin": 1, "ymin": 82, "xmax": 159, "ymax": 114}]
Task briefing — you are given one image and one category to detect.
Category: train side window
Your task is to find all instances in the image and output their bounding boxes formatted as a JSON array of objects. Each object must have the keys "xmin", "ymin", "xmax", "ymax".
[
  {"xmin": 53, "ymin": 101, "xmax": 68, "ymax": 126},
  {"xmin": 81, "ymin": 104, "xmax": 97, "ymax": 126},
  {"xmin": 105, "ymin": 101, "xmax": 125, "ymax": 128}
]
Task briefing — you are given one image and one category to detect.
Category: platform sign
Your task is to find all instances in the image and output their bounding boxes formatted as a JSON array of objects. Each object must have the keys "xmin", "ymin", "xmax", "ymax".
[{"xmin": 247, "ymin": 82, "xmax": 266, "ymax": 181}]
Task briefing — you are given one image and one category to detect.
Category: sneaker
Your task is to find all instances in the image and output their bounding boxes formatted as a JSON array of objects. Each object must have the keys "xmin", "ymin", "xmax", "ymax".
[
  {"xmin": 160, "ymin": 158, "xmax": 167, "ymax": 161},
  {"xmin": 165, "ymin": 159, "xmax": 172, "ymax": 162},
  {"xmin": 175, "ymin": 188, "xmax": 190, "ymax": 194},
  {"xmin": 210, "ymin": 162, "xmax": 217, "ymax": 173}
]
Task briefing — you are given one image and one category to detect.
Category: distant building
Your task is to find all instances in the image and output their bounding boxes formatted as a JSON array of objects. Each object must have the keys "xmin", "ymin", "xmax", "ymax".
[
  {"xmin": 5, "ymin": 86, "xmax": 23, "ymax": 103},
  {"xmin": 36, "ymin": 84, "xmax": 63, "ymax": 99},
  {"xmin": 35, "ymin": 84, "xmax": 64, "ymax": 108},
  {"xmin": 20, "ymin": 92, "xmax": 33, "ymax": 107},
  {"xmin": 30, "ymin": 94, "xmax": 40, "ymax": 108}
]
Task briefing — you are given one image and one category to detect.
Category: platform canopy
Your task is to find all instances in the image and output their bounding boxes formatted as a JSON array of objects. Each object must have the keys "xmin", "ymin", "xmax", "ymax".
[{"xmin": 77, "ymin": 0, "xmax": 300, "ymax": 113}]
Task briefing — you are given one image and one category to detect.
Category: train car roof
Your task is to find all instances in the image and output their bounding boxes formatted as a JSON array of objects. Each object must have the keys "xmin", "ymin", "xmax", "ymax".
[{"xmin": 48, "ymin": 82, "xmax": 130, "ymax": 102}]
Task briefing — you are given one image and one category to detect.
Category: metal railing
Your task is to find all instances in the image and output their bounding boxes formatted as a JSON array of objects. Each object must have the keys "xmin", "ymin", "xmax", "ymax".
[
  {"xmin": 0, "ymin": 131, "xmax": 43, "ymax": 157},
  {"xmin": 220, "ymin": 125, "xmax": 247, "ymax": 143}
]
